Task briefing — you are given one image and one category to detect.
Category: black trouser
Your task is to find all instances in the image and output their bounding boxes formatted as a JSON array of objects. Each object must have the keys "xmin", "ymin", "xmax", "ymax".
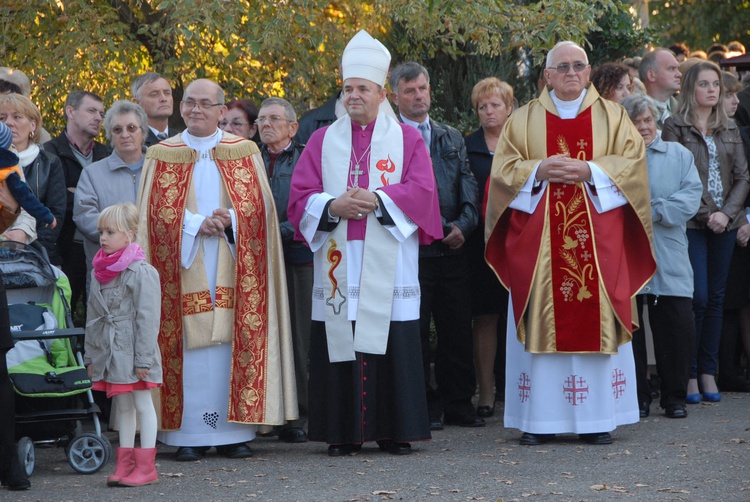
[
  {"xmin": 418, "ymin": 254, "xmax": 476, "ymax": 417},
  {"xmin": 633, "ymin": 295, "xmax": 695, "ymax": 408},
  {"xmin": 0, "ymin": 281, "xmax": 16, "ymax": 481}
]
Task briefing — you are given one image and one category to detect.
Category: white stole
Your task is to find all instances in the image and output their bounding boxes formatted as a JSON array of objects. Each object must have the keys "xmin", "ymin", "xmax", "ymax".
[{"xmin": 320, "ymin": 113, "xmax": 404, "ymax": 362}]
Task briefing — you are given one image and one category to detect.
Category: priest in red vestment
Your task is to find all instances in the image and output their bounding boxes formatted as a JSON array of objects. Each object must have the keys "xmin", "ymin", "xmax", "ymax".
[
  {"xmin": 485, "ymin": 41, "xmax": 656, "ymax": 446},
  {"xmin": 288, "ymin": 30, "xmax": 442, "ymax": 457},
  {"xmin": 137, "ymin": 79, "xmax": 297, "ymax": 462}
]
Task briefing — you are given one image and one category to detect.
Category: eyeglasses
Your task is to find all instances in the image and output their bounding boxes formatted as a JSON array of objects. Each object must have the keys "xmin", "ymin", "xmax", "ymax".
[
  {"xmin": 550, "ymin": 62, "xmax": 588, "ymax": 74},
  {"xmin": 255, "ymin": 115, "xmax": 292, "ymax": 125},
  {"xmin": 219, "ymin": 119, "xmax": 249, "ymax": 128},
  {"xmin": 111, "ymin": 124, "xmax": 140, "ymax": 135},
  {"xmin": 182, "ymin": 99, "xmax": 224, "ymax": 110}
]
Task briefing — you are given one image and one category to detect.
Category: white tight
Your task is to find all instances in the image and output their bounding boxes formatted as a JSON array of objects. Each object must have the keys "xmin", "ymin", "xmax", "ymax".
[{"xmin": 114, "ymin": 390, "xmax": 157, "ymax": 448}]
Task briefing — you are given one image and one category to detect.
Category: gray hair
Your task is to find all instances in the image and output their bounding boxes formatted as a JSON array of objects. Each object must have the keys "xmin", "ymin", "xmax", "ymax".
[
  {"xmin": 388, "ymin": 62, "xmax": 430, "ymax": 91},
  {"xmin": 184, "ymin": 79, "xmax": 225, "ymax": 104},
  {"xmin": 131, "ymin": 72, "xmax": 169, "ymax": 100},
  {"xmin": 621, "ymin": 93, "xmax": 659, "ymax": 122},
  {"xmin": 103, "ymin": 100, "xmax": 149, "ymax": 146},
  {"xmin": 545, "ymin": 41, "xmax": 588, "ymax": 68},
  {"xmin": 260, "ymin": 97, "xmax": 297, "ymax": 122}
]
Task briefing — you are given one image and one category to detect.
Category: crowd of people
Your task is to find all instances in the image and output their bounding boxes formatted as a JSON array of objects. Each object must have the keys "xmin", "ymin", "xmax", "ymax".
[{"xmin": 0, "ymin": 32, "xmax": 748, "ymax": 491}]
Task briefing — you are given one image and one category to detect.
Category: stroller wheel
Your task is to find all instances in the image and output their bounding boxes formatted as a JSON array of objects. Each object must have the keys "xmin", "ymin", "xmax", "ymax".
[
  {"xmin": 17, "ymin": 437, "xmax": 35, "ymax": 477},
  {"xmin": 66, "ymin": 433, "xmax": 111, "ymax": 474}
]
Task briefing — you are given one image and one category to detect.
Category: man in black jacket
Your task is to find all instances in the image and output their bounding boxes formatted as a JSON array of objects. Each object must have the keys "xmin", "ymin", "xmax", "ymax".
[
  {"xmin": 44, "ymin": 90, "xmax": 110, "ymax": 323},
  {"xmin": 389, "ymin": 62, "xmax": 483, "ymax": 430},
  {"xmin": 258, "ymin": 97, "xmax": 311, "ymax": 444}
]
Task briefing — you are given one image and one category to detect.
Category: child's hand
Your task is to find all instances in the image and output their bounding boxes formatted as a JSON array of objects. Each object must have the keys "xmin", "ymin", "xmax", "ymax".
[
  {"xmin": 87, "ymin": 364, "xmax": 93, "ymax": 379},
  {"xmin": 135, "ymin": 367, "xmax": 149, "ymax": 380},
  {"xmin": 48, "ymin": 217, "xmax": 57, "ymax": 229}
]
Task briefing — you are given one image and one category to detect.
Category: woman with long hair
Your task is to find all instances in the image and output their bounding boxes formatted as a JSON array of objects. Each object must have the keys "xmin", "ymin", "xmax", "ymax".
[{"xmin": 662, "ymin": 61, "xmax": 750, "ymax": 403}]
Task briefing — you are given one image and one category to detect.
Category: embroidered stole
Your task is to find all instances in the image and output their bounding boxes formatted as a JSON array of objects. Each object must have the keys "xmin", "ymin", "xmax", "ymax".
[
  {"xmin": 320, "ymin": 114, "xmax": 404, "ymax": 362},
  {"xmin": 145, "ymin": 139, "xmax": 270, "ymax": 429},
  {"xmin": 545, "ymin": 108, "xmax": 602, "ymax": 351}
]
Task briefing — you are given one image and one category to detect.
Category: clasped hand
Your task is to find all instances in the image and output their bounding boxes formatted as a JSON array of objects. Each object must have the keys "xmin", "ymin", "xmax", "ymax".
[
  {"xmin": 329, "ymin": 188, "xmax": 378, "ymax": 220},
  {"xmin": 198, "ymin": 208, "xmax": 231, "ymax": 236},
  {"xmin": 537, "ymin": 153, "xmax": 592, "ymax": 184}
]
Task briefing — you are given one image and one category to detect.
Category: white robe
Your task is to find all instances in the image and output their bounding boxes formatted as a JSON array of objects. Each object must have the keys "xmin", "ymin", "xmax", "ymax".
[{"xmin": 157, "ymin": 129, "xmax": 256, "ymax": 447}]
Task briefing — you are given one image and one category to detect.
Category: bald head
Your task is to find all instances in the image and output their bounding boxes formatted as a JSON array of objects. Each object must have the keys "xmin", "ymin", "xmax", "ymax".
[{"xmin": 180, "ymin": 79, "xmax": 227, "ymax": 137}]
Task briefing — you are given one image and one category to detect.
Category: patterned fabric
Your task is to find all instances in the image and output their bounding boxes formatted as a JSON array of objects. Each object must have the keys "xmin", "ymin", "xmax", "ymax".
[{"xmin": 703, "ymin": 134, "xmax": 723, "ymax": 208}]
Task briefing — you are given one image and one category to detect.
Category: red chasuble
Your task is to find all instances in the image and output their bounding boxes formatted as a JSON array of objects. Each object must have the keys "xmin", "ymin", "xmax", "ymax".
[
  {"xmin": 487, "ymin": 105, "xmax": 651, "ymax": 353},
  {"xmin": 146, "ymin": 140, "xmax": 269, "ymax": 429}
]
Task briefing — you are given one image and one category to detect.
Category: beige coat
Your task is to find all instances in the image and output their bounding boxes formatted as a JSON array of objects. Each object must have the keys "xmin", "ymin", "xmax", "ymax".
[{"xmin": 84, "ymin": 260, "xmax": 162, "ymax": 385}]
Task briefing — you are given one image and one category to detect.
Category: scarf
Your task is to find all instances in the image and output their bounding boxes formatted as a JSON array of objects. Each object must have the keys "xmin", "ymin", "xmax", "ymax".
[
  {"xmin": 92, "ymin": 242, "xmax": 146, "ymax": 285},
  {"xmin": 17, "ymin": 143, "xmax": 40, "ymax": 168}
]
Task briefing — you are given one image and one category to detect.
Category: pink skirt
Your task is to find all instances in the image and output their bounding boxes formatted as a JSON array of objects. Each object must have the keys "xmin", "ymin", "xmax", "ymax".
[{"xmin": 92, "ymin": 380, "xmax": 160, "ymax": 398}]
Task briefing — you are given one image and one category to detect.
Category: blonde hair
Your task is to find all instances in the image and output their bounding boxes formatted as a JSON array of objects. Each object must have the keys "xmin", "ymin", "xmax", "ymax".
[
  {"xmin": 675, "ymin": 61, "xmax": 727, "ymax": 133},
  {"xmin": 470, "ymin": 77, "xmax": 514, "ymax": 111},
  {"xmin": 97, "ymin": 202, "xmax": 139, "ymax": 240},
  {"xmin": 0, "ymin": 93, "xmax": 43, "ymax": 144}
]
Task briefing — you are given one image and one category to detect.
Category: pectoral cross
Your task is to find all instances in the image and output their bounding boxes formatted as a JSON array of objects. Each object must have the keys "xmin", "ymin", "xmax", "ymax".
[{"xmin": 350, "ymin": 163, "xmax": 364, "ymax": 188}]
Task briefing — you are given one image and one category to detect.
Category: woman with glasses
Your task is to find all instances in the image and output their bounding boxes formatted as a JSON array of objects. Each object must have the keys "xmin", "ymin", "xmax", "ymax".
[
  {"xmin": 662, "ymin": 61, "xmax": 750, "ymax": 404},
  {"xmin": 220, "ymin": 99, "xmax": 259, "ymax": 142},
  {"xmin": 73, "ymin": 100, "xmax": 150, "ymax": 288}
]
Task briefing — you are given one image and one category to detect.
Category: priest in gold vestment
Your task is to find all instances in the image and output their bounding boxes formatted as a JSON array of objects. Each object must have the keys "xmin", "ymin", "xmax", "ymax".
[
  {"xmin": 485, "ymin": 42, "xmax": 655, "ymax": 446},
  {"xmin": 137, "ymin": 79, "xmax": 297, "ymax": 461}
]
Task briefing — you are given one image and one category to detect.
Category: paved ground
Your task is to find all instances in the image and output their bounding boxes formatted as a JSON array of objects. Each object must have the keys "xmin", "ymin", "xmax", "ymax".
[{"xmin": 9, "ymin": 393, "xmax": 750, "ymax": 502}]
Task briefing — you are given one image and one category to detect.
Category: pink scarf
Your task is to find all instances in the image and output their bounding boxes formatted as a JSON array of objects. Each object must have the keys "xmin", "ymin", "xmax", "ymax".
[{"xmin": 92, "ymin": 242, "xmax": 146, "ymax": 285}]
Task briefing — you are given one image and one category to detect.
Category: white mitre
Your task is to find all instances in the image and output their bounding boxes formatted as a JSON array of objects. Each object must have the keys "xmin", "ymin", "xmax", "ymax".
[{"xmin": 341, "ymin": 30, "xmax": 391, "ymax": 87}]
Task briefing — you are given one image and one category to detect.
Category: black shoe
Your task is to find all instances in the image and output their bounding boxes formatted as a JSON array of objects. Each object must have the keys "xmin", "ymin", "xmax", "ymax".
[
  {"xmin": 664, "ymin": 405, "xmax": 688, "ymax": 419},
  {"xmin": 519, "ymin": 432, "xmax": 554, "ymax": 445},
  {"xmin": 429, "ymin": 418, "xmax": 444, "ymax": 431},
  {"xmin": 327, "ymin": 443, "xmax": 362, "ymax": 457},
  {"xmin": 278, "ymin": 427, "xmax": 308, "ymax": 443},
  {"xmin": 579, "ymin": 432, "xmax": 613, "ymax": 445},
  {"xmin": 443, "ymin": 413, "xmax": 486, "ymax": 428},
  {"xmin": 175, "ymin": 446, "xmax": 209, "ymax": 461},
  {"xmin": 377, "ymin": 440, "xmax": 412, "ymax": 455},
  {"xmin": 216, "ymin": 442, "xmax": 253, "ymax": 459},
  {"xmin": 2, "ymin": 454, "xmax": 30, "ymax": 491},
  {"xmin": 639, "ymin": 401, "xmax": 651, "ymax": 418},
  {"xmin": 476, "ymin": 405, "xmax": 495, "ymax": 418}
]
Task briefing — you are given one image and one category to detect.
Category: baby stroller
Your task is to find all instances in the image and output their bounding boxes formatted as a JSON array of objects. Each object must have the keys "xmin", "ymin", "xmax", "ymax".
[{"xmin": 1, "ymin": 240, "xmax": 111, "ymax": 475}]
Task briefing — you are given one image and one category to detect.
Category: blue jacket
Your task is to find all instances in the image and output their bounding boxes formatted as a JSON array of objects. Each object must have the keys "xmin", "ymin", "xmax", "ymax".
[{"xmin": 639, "ymin": 136, "xmax": 702, "ymax": 298}]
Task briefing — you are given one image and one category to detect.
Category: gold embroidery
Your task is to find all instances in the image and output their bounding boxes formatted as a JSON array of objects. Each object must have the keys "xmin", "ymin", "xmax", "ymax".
[
  {"xmin": 555, "ymin": 188, "xmax": 594, "ymax": 302},
  {"xmin": 182, "ymin": 290, "xmax": 213, "ymax": 315}
]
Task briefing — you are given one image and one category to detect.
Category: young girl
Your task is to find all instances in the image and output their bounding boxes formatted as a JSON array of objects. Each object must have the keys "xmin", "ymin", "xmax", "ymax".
[{"xmin": 84, "ymin": 202, "xmax": 162, "ymax": 487}]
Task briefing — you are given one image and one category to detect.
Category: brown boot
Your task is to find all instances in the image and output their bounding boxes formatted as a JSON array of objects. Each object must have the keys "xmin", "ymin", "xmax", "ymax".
[
  {"xmin": 119, "ymin": 448, "xmax": 158, "ymax": 487},
  {"xmin": 107, "ymin": 447, "xmax": 135, "ymax": 486}
]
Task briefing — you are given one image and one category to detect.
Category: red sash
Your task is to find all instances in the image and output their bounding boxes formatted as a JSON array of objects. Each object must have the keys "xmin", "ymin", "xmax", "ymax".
[
  {"xmin": 545, "ymin": 108, "xmax": 601, "ymax": 351},
  {"xmin": 147, "ymin": 140, "xmax": 269, "ymax": 428}
]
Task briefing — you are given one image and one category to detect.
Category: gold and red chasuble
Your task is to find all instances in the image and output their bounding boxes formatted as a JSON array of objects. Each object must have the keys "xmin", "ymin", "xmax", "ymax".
[
  {"xmin": 146, "ymin": 139, "xmax": 269, "ymax": 429},
  {"xmin": 545, "ymin": 108, "xmax": 602, "ymax": 351}
]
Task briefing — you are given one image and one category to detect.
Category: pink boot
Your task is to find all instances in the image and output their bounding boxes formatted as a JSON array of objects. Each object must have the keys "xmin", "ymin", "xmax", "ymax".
[
  {"xmin": 119, "ymin": 448, "xmax": 159, "ymax": 487},
  {"xmin": 107, "ymin": 447, "xmax": 135, "ymax": 486}
]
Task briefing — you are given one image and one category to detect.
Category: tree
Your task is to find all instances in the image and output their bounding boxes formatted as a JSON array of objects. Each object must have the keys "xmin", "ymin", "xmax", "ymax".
[
  {"xmin": 2, "ymin": 0, "xmax": 633, "ymax": 135},
  {"xmin": 648, "ymin": 1, "xmax": 750, "ymax": 52}
]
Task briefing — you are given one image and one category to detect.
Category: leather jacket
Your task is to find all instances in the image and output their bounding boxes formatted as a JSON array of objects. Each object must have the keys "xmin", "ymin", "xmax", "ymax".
[
  {"xmin": 23, "ymin": 149, "xmax": 67, "ymax": 265},
  {"xmin": 420, "ymin": 119, "xmax": 479, "ymax": 257},
  {"xmin": 662, "ymin": 115, "xmax": 750, "ymax": 230},
  {"xmin": 43, "ymin": 133, "xmax": 110, "ymax": 250},
  {"xmin": 295, "ymin": 94, "xmax": 338, "ymax": 145},
  {"xmin": 260, "ymin": 140, "xmax": 313, "ymax": 264}
]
